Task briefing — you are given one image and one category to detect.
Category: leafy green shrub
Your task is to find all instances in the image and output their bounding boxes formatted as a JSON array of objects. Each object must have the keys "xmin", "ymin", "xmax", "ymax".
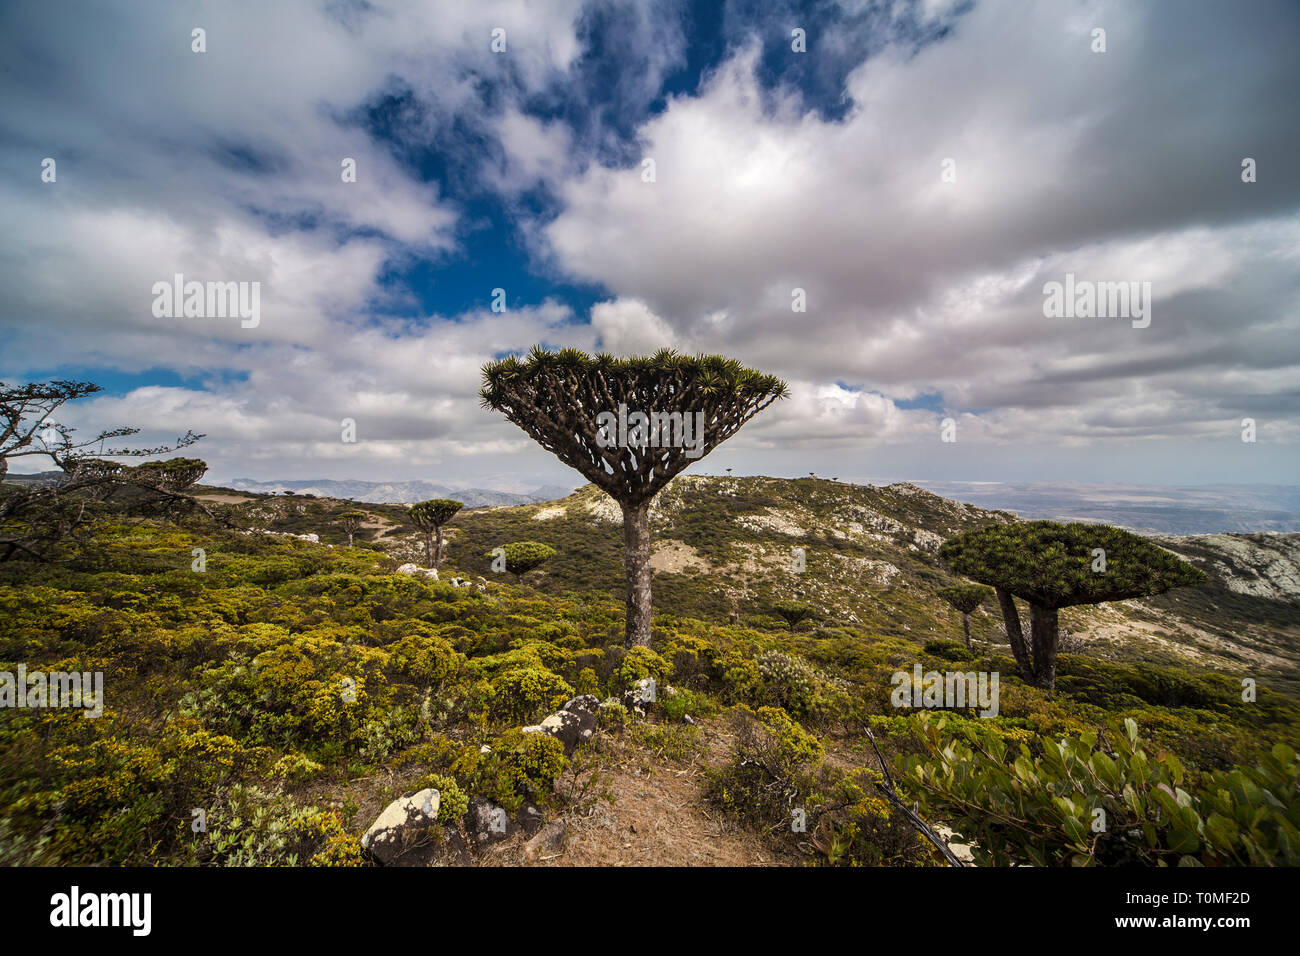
[
  {"xmin": 756, "ymin": 650, "xmax": 820, "ymax": 716},
  {"xmin": 717, "ymin": 649, "xmax": 761, "ymax": 704},
  {"xmin": 706, "ymin": 705, "xmax": 823, "ymax": 830},
  {"xmin": 615, "ymin": 646, "xmax": 672, "ymax": 692},
  {"xmin": 629, "ymin": 722, "xmax": 701, "ymax": 763},
  {"xmin": 487, "ymin": 666, "xmax": 573, "ymax": 725},
  {"xmin": 472, "ymin": 729, "xmax": 569, "ymax": 811},
  {"xmin": 198, "ymin": 784, "xmax": 364, "ymax": 867},
  {"xmin": 271, "ymin": 752, "xmax": 325, "ymax": 782},
  {"xmin": 411, "ymin": 773, "xmax": 470, "ymax": 824},
  {"xmin": 35, "ymin": 719, "xmax": 254, "ymax": 865},
  {"xmin": 597, "ymin": 699, "xmax": 631, "ymax": 731},
  {"xmin": 660, "ymin": 687, "xmax": 718, "ymax": 722},
  {"xmin": 923, "ymin": 638, "xmax": 973, "ymax": 662},
  {"xmin": 816, "ymin": 767, "xmax": 929, "ymax": 867},
  {"xmin": 903, "ymin": 713, "xmax": 1300, "ymax": 866},
  {"xmin": 181, "ymin": 633, "xmax": 386, "ymax": 750},
  {"xmin": 386, "ymin": 633, "xmax": 460, "ymax": 686},
  {"xmin": 660, "ymin": 632, "xmax": 719, "ymax": 687},
  {"xmin": 753, "ymin": 649, "xmax": 851, "ymax": 724}
]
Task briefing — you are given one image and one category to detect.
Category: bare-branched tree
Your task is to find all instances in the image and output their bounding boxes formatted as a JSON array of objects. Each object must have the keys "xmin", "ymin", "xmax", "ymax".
[{"xmin": 0, "ymin": 380, "xmax": 204, "ymax": 561}]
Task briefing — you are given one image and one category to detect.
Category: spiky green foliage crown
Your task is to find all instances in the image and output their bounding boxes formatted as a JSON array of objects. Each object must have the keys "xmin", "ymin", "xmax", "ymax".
[
  {"xmin": 131, "ymin": 457, "xmax": 208, "ymax": 491},
  {"xmin": 771, "ymin": 599, "xmax": 814, "ymax": 624},
  {"xmin": 408, "ymin": 499, "xmax": 463, "ymax": 530},
  {"xmin": 939, "ymin": 521, "xmax": 1204, "ymax": 609},
  {"xmin": 936, "ymin": 583, "xmax": 994, "ymax": 614},
  {"xmin": 480, "ymin": 347, "xmax": 788, "ymax": 504},
  {"xmin": 487, "ymin": 540, "xmax": 556, "ymax": 577}
]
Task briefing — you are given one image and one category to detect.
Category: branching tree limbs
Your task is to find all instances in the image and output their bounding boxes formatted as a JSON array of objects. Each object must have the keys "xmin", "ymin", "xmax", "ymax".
[
  {"xmin": 1, "ymin": 381, "xmax": 201, "ymax": 479},
  {"xmin": 939, "ymin": 521, "xmax": 1204, "ymax": 690},
  {"xmin": 408, "ymin": 499, "xmax": 462, "ymax": 568},
  {"xmin": 772, "ymin": 600, "xmax": 815, "ymax": 632},
  {"xmin": 338, "ymin": 510, "xmax": 367, "ymax": 548},
  {"xmin": 481, "ymin": 347, "xmax": 787, "ymax": 647},
  {"xmin": 0, "ymin": 380, "xmax": 206, "ymax": 561}
]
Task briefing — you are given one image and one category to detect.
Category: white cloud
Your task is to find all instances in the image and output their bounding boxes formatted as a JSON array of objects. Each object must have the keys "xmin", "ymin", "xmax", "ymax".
[
  {"xmin": 4, "ymin": 0, "xmax": 1298, "ymax": 487},
  {"xmin": 590, "ymin": 298, "xmax": 677, "ymax": 354}
]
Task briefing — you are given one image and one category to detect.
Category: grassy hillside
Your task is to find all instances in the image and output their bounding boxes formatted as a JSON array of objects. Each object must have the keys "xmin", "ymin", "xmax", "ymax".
[
  {"xmin": 434, "ymin": 477, "xmax": 1300, "ymax": 691},
  {"xmin": 1, "ymin": 476, "xmax": 1296, "ymax": 866}
]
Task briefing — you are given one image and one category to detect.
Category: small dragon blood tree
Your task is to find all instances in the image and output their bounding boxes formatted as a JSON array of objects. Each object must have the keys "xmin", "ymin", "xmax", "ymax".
[{"xmin": 939, "ymin": 521, "xmax": 1204, "ymax": 690}]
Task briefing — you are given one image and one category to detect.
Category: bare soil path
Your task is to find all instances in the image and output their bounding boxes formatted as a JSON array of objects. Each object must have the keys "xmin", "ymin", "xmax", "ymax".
[{"xmin": 484, "ymin": 720, "xmax": 788, "ymax": 867}]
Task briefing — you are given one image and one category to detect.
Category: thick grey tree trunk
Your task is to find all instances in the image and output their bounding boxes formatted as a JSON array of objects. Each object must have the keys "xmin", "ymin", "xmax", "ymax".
[
  {"xmin": 995, "ymin": 587, "xmax": 1035, "ymax": 683},
  {"xmin": 1029, "ymin": 603, "xmax": 1060, "ymax": 691},
  {"xmin": 961, "ymin": 612, "xmax": 971, "ymax": 649},
  {"xmin": 622, "ymin": 500, "xmax": 653, "ymax": 647},
  {"xmin": 434, "ymin": 526, "xmax": 444, "ymax": 568}
]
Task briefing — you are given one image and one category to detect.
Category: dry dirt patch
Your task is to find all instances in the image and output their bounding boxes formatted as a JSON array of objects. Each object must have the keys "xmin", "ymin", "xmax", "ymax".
[
  {"xmin": 484, "ymin": 722, "xmax": 785, "ymax": 867},
  {"xmin": 650, "ymin": 539, "xmax": 713, "ymax": 574}
]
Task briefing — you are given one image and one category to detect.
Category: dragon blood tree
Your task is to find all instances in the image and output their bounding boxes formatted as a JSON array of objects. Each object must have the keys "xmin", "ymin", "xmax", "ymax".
[
  {"xmin": 338, "ymin": 510, "xmax": 366, "ymax": 548},
  {"xmin": 487, "ymin": 540, "xmax": 556, "ymax": 584},
  {"xmin": 408, "ymin": 498, "xmax": 462, "ymax": 569},
  {"xmin": 936, "ymin": 583, "xmax": 993, "ymax": 649},
  {"xmin": 939, "ymin": 521, "xmax": 1204, "ymax": 690},
  {"xmin": 131, "ymin": 457, "xmax": 208, "ymax": 492},
  {"xmin": 480, "ymin": 347, "xmax": 787, "ymax": 647},
  {"xmin": 772, "ymin": 600, "xmax": 815, "ymax": 632}
]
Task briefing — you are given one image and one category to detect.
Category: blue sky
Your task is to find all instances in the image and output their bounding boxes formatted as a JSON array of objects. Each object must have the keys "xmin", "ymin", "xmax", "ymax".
[{"xmin": 2, "ymin": 0, "xmax": 1298, "ymax": 491}]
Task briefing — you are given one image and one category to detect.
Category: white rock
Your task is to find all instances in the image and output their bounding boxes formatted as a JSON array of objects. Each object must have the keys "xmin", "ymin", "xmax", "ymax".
[
  {"xmin": 396, "ymin": 563, "xmax": 438, "ymax": 579},
  {"xmin": 360, "ymin": 788, "xmax": 441, "ymax": 864}
]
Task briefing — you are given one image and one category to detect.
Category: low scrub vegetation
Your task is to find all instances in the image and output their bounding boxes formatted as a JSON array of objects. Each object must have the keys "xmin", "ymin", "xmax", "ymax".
[{"xmin": 0, "ymin": 512, "xmax": 1294, "ymax": 866}]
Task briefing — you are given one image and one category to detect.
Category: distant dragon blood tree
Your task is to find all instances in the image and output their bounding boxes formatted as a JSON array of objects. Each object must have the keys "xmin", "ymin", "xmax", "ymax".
[
  {"xmin": 488, "ymin": 540, "xmax": 556, "ymax": 583},
  {"xmin": 338, "ymin": 510, "xmax": 366, "ymax": 548},
  {"xmin": 131, "ymin": 457, "xmax": 207, "ymax": 492},
  {"xmin": 936, "ymin": 583, "xmax": 993, "ymax": 649},
  {"xmin": 481, "ymin": 347, "xmax": 788, "ymax": 647},
  {"xmin": 408, "ymin": 498, "xmax": 462, "ymax": 569},
  {"xmin": 939, "ymin": 521, "xmax": 1204, "ymax": 690},
  {"xmin": 772, "ymin": 600, "xmax": 814, "ymax": 632}
]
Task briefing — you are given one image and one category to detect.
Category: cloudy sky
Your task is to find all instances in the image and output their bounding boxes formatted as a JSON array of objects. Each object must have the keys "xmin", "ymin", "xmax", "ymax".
[{"xmin": 2, "ymin": 0, "xmax": 1298, "ymax": 491}]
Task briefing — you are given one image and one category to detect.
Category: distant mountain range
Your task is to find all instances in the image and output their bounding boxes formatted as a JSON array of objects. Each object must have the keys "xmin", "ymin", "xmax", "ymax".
[
  {"xmin": 8, "ymin": 469, "xmax": 1298, "ymax": 534},
  {"xmin": 910, "ymin": 481, "xmax": 1300, "ymax": 534},
  {"xmin": 219, "ymin": 477, "xmax": 576, "ymax": 508}
]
